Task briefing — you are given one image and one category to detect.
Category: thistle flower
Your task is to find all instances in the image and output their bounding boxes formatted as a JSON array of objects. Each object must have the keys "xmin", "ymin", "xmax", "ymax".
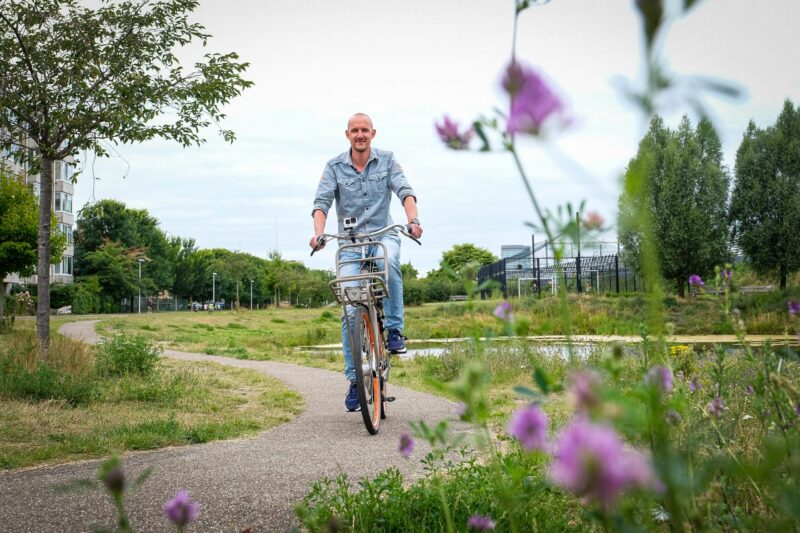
[
  {"xmin": 582, "ymin": 211, "xmax": 605, "ymax": 231},
  {"xmin": 455, "ymin": 402, "xmax": 468, "ymax": 418},
  {"xmin": 164, "ymin": 491, "xmax": 200, "ymax": 528},
  {"xmin": 707, "ymin": 397, "xmax": 726, "ymax": 419},
  {"xmin": 689, "ymin": 377, "xmax": 699, "ymax": 393},
  {"xmin": 745, "ymin": 384, "xmax": 755, "ymax": 395},
  {"xmin": 568, "ymin": 369, "xmax": 601, "ymax": 412},
  {"xmin": 468, "ymin": 514, "xmax": 496, "ymax": 530},
  {"xmin": 493, "ymin": 301, "xmax": 514, "ymax": 322},
  {"xmin": 788, "ymin": 300, "xmax": 800, "ymax": 317},
  {"xmin": 549, "ymin": 420, "xmax": 662, "ymax": 508},
  {"xmin": 507, "ymin": 404, "xmax": 549, "ymax": 452},
  {"xmin": 688, "ymin": 274, "xmax": 704, "ymax": 287},
  {"xmin": 502, "ymin": 61, "xmax": 569, "ymax": 136},
  {"xmin": 398, "ymin": 433, "xmax": 414, "ymax": 458},
  {"xmin": 435, "ymin": 115, "xmax": 474, "ymax": 150},
  {"xmin": 645, "ymin": 366, "xmax": 674, "ymax": 394}
]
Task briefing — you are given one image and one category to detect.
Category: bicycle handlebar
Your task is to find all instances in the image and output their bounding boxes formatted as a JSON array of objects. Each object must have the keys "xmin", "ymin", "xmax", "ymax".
[{"xmin": 310, "ymin": 223, "xmax": 421, "ymax": 256}]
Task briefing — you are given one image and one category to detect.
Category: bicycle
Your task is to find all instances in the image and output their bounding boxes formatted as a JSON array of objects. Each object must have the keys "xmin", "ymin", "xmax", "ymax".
[{"xmin": 311, "ymin": 218, "xmax": 421, "ymax": 434}]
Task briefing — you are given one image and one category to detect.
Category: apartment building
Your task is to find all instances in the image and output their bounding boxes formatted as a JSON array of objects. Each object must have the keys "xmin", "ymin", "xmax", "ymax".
[{"xmin": 1, "ymin": 139, "xmax": 75, "ymax": 291}]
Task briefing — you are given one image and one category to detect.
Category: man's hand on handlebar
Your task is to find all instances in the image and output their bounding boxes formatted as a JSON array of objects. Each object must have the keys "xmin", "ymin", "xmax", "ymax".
[
  {"xmin": 407, "ymin": 222, "xmax": 423, "ymax": 239},
  {"xmin": 309, "ymin": 234, "xmax": 325, "ymax": 252}
]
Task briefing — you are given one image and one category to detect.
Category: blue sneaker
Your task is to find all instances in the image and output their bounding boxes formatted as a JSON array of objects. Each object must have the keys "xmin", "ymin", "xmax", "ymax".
[
  {"xmin": 345, "ymin": 380, "xmax": 360, "ymax": 412},
  {"xmin": 387, "ymin": 329, "xmax": 407, "ymax": 353}
]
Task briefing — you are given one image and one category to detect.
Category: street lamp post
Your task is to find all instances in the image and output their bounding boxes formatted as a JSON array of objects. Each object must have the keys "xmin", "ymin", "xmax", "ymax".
[
  {"xmin": 250, "ymin": 280, "xmax": 254, "ymax": 310},
  {"xmin": 212, "ymin": 272, "xmax": 217, "ymax": 311},
  {"xmin": 137, "ymin": 258, "xmax": 145, "ymax": 314}
]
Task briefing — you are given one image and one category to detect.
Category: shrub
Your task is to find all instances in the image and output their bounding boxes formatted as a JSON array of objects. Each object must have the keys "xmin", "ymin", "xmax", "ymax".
[{"xmin": 95, "ymin": 335, "xmax": 162, "ymax": 377}]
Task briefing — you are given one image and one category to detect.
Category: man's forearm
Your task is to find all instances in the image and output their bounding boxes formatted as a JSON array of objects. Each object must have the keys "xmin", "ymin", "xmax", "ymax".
[
  {"xmin": 402, "ymin": 196, "xmax": 418, "ymax": 223},
  {"xmin": 313, "ymin": 209, "xmax": 327, "ymax": 235}
]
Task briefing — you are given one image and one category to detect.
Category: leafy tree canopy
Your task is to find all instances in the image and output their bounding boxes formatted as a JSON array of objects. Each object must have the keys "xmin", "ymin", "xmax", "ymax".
[{"xmin": 729, "ymin": 99, "xmax": 800, "ymax": 290}]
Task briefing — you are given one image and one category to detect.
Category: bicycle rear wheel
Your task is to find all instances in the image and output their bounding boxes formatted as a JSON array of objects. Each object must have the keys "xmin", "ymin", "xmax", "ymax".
[{"xmin": 351, "ymin": 305, "xmax": 382, "ymax": 434}]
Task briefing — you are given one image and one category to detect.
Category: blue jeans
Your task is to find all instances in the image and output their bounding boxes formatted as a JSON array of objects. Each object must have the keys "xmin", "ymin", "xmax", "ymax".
[{"xmin": 339, "ymin": 233, "xmax": 403, "ymax": 381}]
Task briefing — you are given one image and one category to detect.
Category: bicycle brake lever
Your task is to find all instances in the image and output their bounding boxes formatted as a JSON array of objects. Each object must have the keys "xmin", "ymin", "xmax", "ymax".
[
  {"xmin": 310, "ymin": 236, "xmax": 325, "ymax": 256},
  {"xmin": 403, "ymin": 226, "xmax": 422, "ymax": 246}
]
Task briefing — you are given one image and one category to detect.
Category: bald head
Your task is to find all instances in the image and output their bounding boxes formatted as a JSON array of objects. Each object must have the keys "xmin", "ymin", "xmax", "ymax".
[{"xmin": 347, "ymin": 113, "xmax": 373, "ymax": 130}]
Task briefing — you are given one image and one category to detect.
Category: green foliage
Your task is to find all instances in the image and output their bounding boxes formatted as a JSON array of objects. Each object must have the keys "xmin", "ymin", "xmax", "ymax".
[
  {"xmin": 49, "ymin": 282, "xmax": 76, "ymax": 310},
  {"xmin": 730, "ymin": 100, "xmax": 800, "ymax": 290},
  {"xmin": 0, "ymin": 360, "xmax": 98, "ymax": 405},
  {"xmin": 95, "ymin": 335, "xmax": 162, "ymax": 377},
  {"xmin": 438, "ymin": 243, "xmax": 497, "ymax": 280},
  {"xmin": 618, "ymin": 115, "xmax": 730, "ymax": 296},
  {"xmin": 72, "ymin": 276, "xmax": 101, "ymax": 314}
]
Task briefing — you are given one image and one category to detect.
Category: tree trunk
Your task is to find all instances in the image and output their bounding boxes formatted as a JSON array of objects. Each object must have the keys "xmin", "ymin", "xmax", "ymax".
[
  {"xmin": 780, "ymin": 263, "xmax": 787, "ymax": 291},
  {"xmin": 36, "ymin": 155, "xmax": 54, "ymax": 356},
  {"xmin": 0, "ymin": 281, "xmax": 7, "ymax": 322},
  {"xmin": 676, "ymin": 276, "xmax": 685, "ymax": 297}
]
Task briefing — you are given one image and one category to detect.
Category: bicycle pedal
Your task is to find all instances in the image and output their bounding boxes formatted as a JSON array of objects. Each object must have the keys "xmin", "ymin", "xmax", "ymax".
[{"xmin": 386, "ymin": 396, "xmax": 396, "ymax": 402}]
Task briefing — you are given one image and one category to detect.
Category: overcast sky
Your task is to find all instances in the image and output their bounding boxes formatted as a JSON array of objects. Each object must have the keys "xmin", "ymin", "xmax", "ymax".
[{"xmin": 73, "ymin": 0, "xmax": 800, "ymax": 275}]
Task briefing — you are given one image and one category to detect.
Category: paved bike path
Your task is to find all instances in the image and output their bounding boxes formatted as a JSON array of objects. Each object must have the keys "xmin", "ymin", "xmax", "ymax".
[{"xmin": 0, "ymin": 321, "xmax": 470, "ymax": 532}]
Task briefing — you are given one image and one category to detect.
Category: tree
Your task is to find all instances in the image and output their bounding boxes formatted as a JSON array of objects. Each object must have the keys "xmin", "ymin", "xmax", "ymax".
[
  {"xmin": 75, "ymin": 199, "xmax": 174, "ymax": 307},
  {"xmin": 0, "ymin": 171, "xmax": 65, "ymax": 320},
  {"xmin": 618, "ymin": 115, "xmax": 729, "ymax": 296},
  {"xmin": 439, "ymin": 244, "xmax": 497, "ymax": 279},
  {"xmin": 400, "ymin": 262, "xmax": 419, "ymax": 281},
  {"xmin": 0, "ymin": 0, "xmax": 252, "ymax": 351},
  {"xmin": 729, "ymin": 100, "xmax": 800, "ymax": 290}
]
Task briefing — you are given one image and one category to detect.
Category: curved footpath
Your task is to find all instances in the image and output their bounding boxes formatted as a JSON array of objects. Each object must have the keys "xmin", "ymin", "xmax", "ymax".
[{"xmin": 0, "ymin": 321, "xmax": 471, "ymax": 532}]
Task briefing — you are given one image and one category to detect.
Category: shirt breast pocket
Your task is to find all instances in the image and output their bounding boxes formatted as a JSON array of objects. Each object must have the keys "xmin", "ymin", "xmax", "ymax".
[
  {"xmin": 368, "ymin": 170, "xmax": 388, "ymax": 182},
  {"xmin": 337, "ymin": 176, "xmax": 357, "ymax": 188}
]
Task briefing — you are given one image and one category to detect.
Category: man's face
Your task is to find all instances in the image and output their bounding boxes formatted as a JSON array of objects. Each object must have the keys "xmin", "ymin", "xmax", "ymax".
[{"xmin": 346, "ymin": 116, "xmax": 375, "ymax": 154}]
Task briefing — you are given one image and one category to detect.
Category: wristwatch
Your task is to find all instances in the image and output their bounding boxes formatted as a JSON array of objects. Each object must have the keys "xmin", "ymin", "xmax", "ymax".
[{"xmin": 409, "ymin": 218, "xmax": 420, "ymax": 226}]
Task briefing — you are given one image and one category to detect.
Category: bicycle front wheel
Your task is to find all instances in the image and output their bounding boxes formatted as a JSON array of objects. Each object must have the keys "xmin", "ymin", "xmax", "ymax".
[{"xmin": 351, "ymin": 305, "xmax": 382, "ymax": 434}]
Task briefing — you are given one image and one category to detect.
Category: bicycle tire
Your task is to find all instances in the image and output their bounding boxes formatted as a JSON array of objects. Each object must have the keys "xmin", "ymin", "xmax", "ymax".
[{"xmin": 351, "ymin": 305, "xmax": 382, "ymax": 434}]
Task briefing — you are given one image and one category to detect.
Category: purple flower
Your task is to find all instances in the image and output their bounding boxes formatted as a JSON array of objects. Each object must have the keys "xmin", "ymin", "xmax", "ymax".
[
  {"xmin": 549, "ymin": 420, "xmax": 662, "ymax": 508},
  {"xmin": 665, "ymin": 410, "xmax": 681, "ymax": 425},
  {"xmin": 707, "ymin": 397, "xmax": 726, "ymax": 419},
  {"xmin": 398, "ymin": 433, "xmax": 414, "ymax": 458},
  {"xmin": 745, "ymin": 384, "xmax": 755, "ymax": 395},
  {"xmin": 722, "ymin": 268, "xmax": 732, "ymax": 282},
  {"xmin": 788, "ymin": 300, "xmax": 800, "ymax": 317},
  {"xmin": 568, "ymin": 369, "xmax": 601, "ymax": 412},
  {"xmin": 645, "ymin": 366, "xmax": 674, "ymax": 394},
  {"xmin": 689, "ymin": 377, "xmax": 699, "ymax": 393},
  {"xmin": 435, "ymin": 115, "xmax": 474, "ymax": 150},
  {"xmin": 507, "ymin": 404, "xmax": 549, "ymax": 452},
  {"xmin": 502, "ymin": 61, "xmax": 569, "ymax": 136},
  {"xmin": 688, "ymin": 275, "xmax": 704, "ymax": 287},
  {"xmin": 455, "ymin": 402, "xmax": 468, "ymax": 418},
  {"xmin": 795, "ymin": 403, "xmax": 800, "ymax": 418},
  {"xmin": 164, "ymin": 491, "xmax": 200, "ymax": 528},
  {"xmin": 493, "ymin": 301, "xmax": 514, "ymax": 322},
  {"xmin": 102, "ymin": 465, "xmax": 125, "ymax": 495},
  {"xmin": 467, "ymin": 514, "xmax": 496, "ymax": 530}
]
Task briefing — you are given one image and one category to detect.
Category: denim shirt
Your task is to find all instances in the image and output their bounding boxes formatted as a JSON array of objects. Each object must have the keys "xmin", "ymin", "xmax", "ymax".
[{"xmin": 312, "ymin": 147, "xmax": 416, "ymax": 236}]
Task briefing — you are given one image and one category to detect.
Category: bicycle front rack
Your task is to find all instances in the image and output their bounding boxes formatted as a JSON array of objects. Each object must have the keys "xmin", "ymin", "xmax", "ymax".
[{"xmin": 329, "ymin": 241, "xmax": 390, "ymax": 307}]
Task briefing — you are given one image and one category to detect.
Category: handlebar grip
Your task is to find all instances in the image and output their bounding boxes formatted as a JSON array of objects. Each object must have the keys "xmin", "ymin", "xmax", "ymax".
[
  {"xmin": 404, "ymin": 225, "xmax": 422, "ymax": 246},
  {"xmin": 310, "ymin": 236, "xmax": 324, "ymax": 256}
]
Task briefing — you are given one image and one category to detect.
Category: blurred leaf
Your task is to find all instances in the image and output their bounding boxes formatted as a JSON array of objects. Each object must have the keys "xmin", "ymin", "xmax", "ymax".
[
  {"xmin": 513, "ymin": 384, "xmax": 540, "ymax": 398},
  {"xmin": 533, "ymin": 367, "xmax": 551, "ymax": 394},
  {"xmin": 472, "ymin": 120, "xmax": 491, "ymax": 152}
]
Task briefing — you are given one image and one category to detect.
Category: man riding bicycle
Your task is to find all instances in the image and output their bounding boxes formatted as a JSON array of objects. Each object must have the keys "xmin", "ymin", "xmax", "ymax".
[{"xmin": 309, "ymin": 113, "xmax": 423, "ymax": 412}]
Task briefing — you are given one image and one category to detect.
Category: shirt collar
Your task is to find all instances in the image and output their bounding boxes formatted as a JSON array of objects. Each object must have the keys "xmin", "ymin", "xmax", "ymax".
[{"xmin": 344, "ymin": 148, "xmax": 379, "ymax": 168}]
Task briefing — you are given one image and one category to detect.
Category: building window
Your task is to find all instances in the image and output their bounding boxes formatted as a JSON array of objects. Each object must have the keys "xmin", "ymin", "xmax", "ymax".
[
  {"xmin": 54, "ymin": 255, "xmax": 73, "ymax": 276},
  {"xmin": 58, "ymin": 223, "xmax": 74, "ymax": 245},
  {"xmin": 54, "ymin": 191, "xmax": 73, "ymax": 213},
  {"xmin": 54, "ymin": 161, "xmax": 73, "ymax": 182}
]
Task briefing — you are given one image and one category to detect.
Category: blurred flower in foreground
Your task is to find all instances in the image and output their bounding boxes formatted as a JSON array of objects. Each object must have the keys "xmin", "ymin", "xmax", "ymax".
[
  {"xmin": 502, "ymin": 61, "xmax": 569, "ymax": 136},
  {"xmin": 435, "ymin": 115, "xmax": 474, "ymax": 150},
  {"xmin": 581, "ymin": 211, "xmax": 605, "ymax": 231},
  {"xmin": 398, "ymin": 433, "xmax": 414, "ymax": 458},
  {"xmin": 788, "ymin": 299, "xmax": 800, "ymax": 317},
  {"xmin": 689, "ymin": 377, "xmax": 699, "ymax": 393},
  {"xmin": 795, "ymin": 403, "xmax": 800, "ymax": 418},
  {"xmin": 688, "ymin": 274, "xmax": 704, "ymax": 288},
  {"xmin": 101, "ymin": 463, "xmax": 125, "ymax": 496},
  {"xmin": 745, "ymin": 384, "xmax": 755, "ymax": 395},
  {"xmin": 507, "ymin": 404, "xmax": 549, "ymax": 452},
  {"xmin": 568, "ymin": 369, "xmax": 601, "ymax": 412},
  {"xmin": 164, "ymin": 491, "xmax": 200, "ymax": 528},
  {"xmin": 493, "ymin": 301, "xmax": 514, "ymax": 322},
  {"xmin": 645, "ymin": 365, "xmax": 674, "ymax": 394},
  {"xmin": 707, "ymin": 397, "xmax": 726, "ymax": 419},
  {"xmin": 549, "ymin": 420, "xmax": 662, "ymax": 508},
  {"xmin": 455, "ymin": 402, "xmax": 468, "ymax": 418},
  {"xmin": 468, "ymin": 514, "xmax": 496, "ymax": 530}
]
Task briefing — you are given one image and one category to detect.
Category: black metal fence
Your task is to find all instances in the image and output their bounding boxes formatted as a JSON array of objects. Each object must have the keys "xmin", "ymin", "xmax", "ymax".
[{"xmin": 478, "ymin": 250, "xmax": 643, "ymax": 299}]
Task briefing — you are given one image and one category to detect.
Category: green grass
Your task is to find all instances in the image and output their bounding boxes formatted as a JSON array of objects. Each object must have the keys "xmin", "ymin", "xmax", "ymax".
[{"xmin": 0, "ymin": 327, "xmax": 303, "ymax": 469}]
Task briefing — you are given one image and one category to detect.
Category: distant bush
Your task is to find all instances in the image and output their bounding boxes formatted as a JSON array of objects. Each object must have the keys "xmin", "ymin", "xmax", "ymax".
[{"xmin": 96, "ymin": 335, "xmax": 162, "ymax": 377}]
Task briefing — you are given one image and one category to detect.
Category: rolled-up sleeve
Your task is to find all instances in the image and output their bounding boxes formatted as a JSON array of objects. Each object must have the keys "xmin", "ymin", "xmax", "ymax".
[
  {"xmin": 311, "ymin": 165, "xmax": 336, "ymax": 217},
  {"xmin": 387, "ymin": 154, "xmax": 416, "ymax": 204}
]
